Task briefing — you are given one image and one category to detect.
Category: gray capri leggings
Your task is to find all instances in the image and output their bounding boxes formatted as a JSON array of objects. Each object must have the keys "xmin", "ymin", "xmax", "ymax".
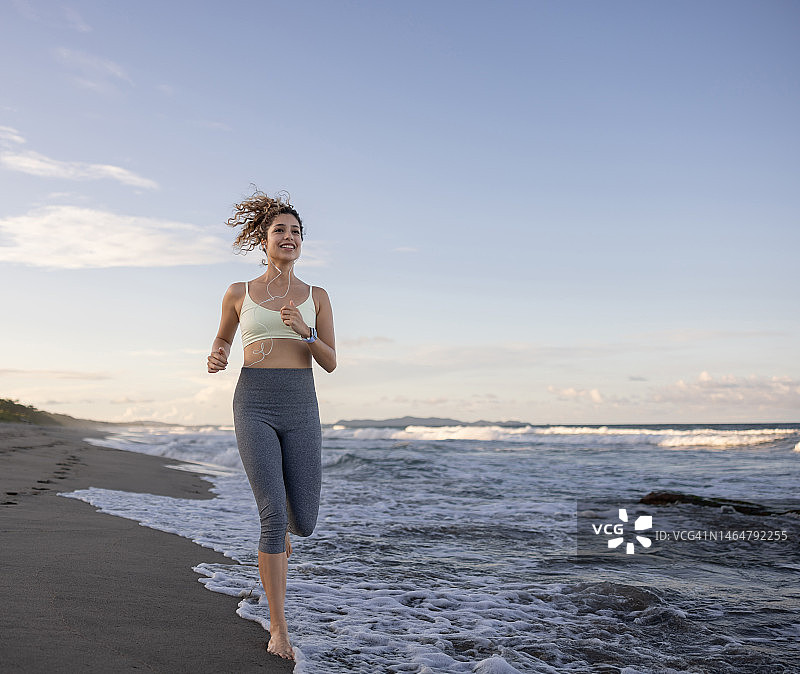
[{"xmin": 232, "ymin": 367, "xmax": 322, "ymax": 554}]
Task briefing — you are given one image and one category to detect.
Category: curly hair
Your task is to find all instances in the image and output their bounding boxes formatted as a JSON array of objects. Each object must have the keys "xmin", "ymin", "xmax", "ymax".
[{"xmin": 226, "ymin": 188, "xmax": 304, "ymax": 257}]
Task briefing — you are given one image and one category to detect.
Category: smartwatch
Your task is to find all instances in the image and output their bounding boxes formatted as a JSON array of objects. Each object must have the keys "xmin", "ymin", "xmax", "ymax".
[{"xmin": 302, "ymin": 327, "xmax": 317, "ymax": 344}]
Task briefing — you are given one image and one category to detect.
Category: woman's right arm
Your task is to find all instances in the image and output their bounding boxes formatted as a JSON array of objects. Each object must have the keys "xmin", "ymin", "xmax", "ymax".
[{"xmin": 208, "ymin": 283, "xmax": 244, "ymax": 373}]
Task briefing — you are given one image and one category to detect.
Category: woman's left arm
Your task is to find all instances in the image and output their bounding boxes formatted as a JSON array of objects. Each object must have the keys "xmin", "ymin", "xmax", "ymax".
[
  {"xmin": 281, "ymin": 287, "xmax": 337, "ymax": 372},
  {"xmin": 308, "ymin": 286, "xmax": 336, "ymax": 372}
]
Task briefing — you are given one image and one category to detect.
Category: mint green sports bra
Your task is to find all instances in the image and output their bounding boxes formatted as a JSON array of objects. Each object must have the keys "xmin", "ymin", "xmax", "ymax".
[{"xmin": 240, "ymin": 282, "xmax": 316, "ymax": 347}]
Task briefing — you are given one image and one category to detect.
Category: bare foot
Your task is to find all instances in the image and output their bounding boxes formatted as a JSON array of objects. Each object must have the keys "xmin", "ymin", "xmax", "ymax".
[
  {"xmin": 285, "ymin": 531, "xmax": 292, "ymax": 559},
  {"xmin": 267, "ymin": 622, "xmax": 295, "ymax": 660}
]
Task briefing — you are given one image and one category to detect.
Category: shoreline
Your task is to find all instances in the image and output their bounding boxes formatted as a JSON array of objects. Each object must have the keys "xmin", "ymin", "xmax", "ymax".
[{"xmin": 0, "ymin": 422, "xmax": 294, "ymax": 673}]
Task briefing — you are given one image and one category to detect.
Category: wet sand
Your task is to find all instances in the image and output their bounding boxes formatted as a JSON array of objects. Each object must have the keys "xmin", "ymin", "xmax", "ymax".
[{"xmin": 0, "ymin": 422, "xmax": 295, "ymax": 673}]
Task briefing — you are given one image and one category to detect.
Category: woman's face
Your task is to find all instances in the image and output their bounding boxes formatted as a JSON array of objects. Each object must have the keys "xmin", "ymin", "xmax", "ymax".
[{"xmin": 262, "ymin": 214, "xmax": 302, "ymax": 263}]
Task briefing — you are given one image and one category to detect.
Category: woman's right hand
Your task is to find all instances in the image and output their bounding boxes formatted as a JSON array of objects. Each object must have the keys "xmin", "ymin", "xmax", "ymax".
[{"xmin": 207, "ymin": 347, "xmax": 228, "ymax": 373}]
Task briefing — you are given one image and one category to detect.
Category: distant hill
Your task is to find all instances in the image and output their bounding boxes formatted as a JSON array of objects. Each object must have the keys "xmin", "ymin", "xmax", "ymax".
[
  {"xmin": 1, "ymin": 398, "xmax": 529, "ymax": 430},
  {"xmin": 0, "ymin": 398, "xmax": 171, "ymax": 428},
  {"xmin": 332, "ymin": 416, "xmax": 529, "ymax": 429},
  {"xmin": 0, "ymin": 398, "xmax": 101, "ymax": 427}
]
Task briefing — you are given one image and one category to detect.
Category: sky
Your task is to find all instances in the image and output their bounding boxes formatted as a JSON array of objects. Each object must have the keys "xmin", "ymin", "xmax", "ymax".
[{"xmin": 1, "ymin": 0, "xmax": 798, "ymax": 425}]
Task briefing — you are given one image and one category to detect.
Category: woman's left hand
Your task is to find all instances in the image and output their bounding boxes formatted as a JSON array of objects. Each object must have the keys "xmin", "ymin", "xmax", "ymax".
[{"xmin": 280, "ymin": 300, "xmax": 311, "ymax": 339}]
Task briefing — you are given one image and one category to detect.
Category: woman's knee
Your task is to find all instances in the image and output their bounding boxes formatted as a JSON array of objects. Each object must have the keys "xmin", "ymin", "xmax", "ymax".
[
  {"xmin": 288, "ymin": 510, "xmax": 318, "ymax": 538},
  {"xmin": 258, "ymin": 509, "xmax": 288, "ymax": 552},
  {"xmin": 259, "ymin": 525, "xmax": 289, "ymax": 554},
  {"xmin": 258, "ymin": 537, "xmax": 288, "ymax": 554}
]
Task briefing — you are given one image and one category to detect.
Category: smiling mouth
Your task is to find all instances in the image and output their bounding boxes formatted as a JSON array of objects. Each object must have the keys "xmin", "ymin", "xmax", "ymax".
[{"xmin": 280, "ymin": 244, "xmax": 296, "ymax": 249}]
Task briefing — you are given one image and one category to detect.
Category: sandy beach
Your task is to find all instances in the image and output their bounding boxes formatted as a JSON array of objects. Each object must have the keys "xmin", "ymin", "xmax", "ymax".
[{"xmin": 0, "ymin": 422, "xmax": 295, "ymax": 673}]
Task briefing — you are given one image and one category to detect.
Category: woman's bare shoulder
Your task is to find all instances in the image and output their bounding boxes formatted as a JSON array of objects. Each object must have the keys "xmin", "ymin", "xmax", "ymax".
[
  {"xmin": 223, "ymin": 281, "xmax": 247, "ymax": 301},
  {"xmin": 310, "ymin": 284, "xmax": 331, "ymax": 302},
  {"xmin": 310, "ymin": 285, "xmax": 332, "ymax": 314}
]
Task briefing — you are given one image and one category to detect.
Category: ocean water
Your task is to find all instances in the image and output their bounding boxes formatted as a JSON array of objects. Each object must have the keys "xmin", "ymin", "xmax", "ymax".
[{"xmin": 61, "ymin": 423, "xmax": 800, "ymax": 673}]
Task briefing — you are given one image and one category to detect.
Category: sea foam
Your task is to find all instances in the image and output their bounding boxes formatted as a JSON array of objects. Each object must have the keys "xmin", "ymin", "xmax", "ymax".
[{"xmin": 61, "ymin": 422, "xmax": 800, "ymax": 672}]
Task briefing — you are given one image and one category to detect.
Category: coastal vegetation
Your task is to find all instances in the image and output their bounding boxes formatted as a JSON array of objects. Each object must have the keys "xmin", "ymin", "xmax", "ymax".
[{"xmin": 0, "ymin": 398, "xmax": 80, "ymax": 425}]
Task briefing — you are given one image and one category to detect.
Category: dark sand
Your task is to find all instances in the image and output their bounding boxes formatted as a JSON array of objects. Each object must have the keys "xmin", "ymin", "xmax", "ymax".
[{"xmin": 0, "ymin": 422, "xmax": 295, "ymax": 673}]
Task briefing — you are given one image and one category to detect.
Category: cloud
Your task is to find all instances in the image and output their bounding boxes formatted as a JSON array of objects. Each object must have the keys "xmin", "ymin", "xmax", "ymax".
[
  {"xmin": 339, "ymin": 336, "xmax": 395, "ymax": 347},
  {"xmin": 387, "ymin": 342, "xmax": 624, "ymax": 372},
  {"xmin": 548, "ymin": 385, "xmax": 608, "ymax": 404},
  {"xmin": 54, "ymin": 48, "xmax": 132, "ymax": 92},
  {"xmin": 0, "ymin": 204, "xmax": 330, "ymax": 269},
  {"xmin": 0, "ymin": 368, "xmax": 111, "ymax": 380},
  {"xmin": 191, "ymin": 120, "xmax": 232, "ymax": 131},
  {"xmin": 627, "ymin": 328, "xmax": 782, "ymax": 343},
  {"xmin": 0, "ymin": 125, "xmax": 26, "ymax": 145},
  {"xmin": 41, "ymin": 399, "xmax": 95, "ymax": 405},
  {"xmin": 125, "ymin": 348, "xmax": 210, "ymax": 357},
  {"xmin": 379, "ymin": 395, "xmax": 450, "ymax": 406},
  {"xmin": 547, "ymin": 372, "xmax": 800, "ymax": 412},
  {"xmin": 12, "ymin": 3, "xmax": 91, "ymax": 32},
  {"xmin": 650, "ymin": 371, "xmax": 800, "ymax": 409},
  {"xmin": 0, "ymin": 205, "xmax": 231, "ymax": 268},
  {"xmin": 376, "ymin": 392, "xmax": 505, "ymax": 411},
  {"xmin": 0, "ymin": 150, "xmax": 158, "ymax": 189},
  {"xmin": 0, "ymin": 126, "xmax": 157, "ymax": 189},
  {"xmin": 62, "ymin": 7, "xmax": 91, "ymax": 32},
  {"xmin": 338, "ymin": 341, "xmax": 616, "ymax": 373},
  {"xmin": 11, "ymin": 0, "xmax": 38, "ymax": 21},
  {"xmin": 191, "ymin": 378, "xmax": 236, "ymax": 405}
]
